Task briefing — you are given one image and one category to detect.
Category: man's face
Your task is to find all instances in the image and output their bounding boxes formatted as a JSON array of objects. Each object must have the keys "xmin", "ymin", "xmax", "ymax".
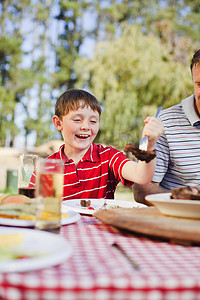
[{"xmin": 192, "ymin": 63, "xmax": 200, "ymax": 113}]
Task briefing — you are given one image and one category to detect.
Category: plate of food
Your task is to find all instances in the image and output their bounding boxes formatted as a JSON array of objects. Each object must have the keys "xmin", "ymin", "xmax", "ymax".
[
  {"xmin": 62, "ymin": 199, "xmax": 146, "ymax": 215},
  {"xmin": 0, "ymin": 227, "xmax": 72, "ymax": 272},
  {"xmin": 145, "ymin": 187, "xmax": 200, "ymax": 219},
  {"xmin": 0, "ymin": 194, "xmax": 80, "ymax": 227}
]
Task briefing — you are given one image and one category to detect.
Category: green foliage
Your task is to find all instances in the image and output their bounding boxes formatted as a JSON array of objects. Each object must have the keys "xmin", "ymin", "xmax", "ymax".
[
  {"xmin": 0, "ymin": 33, "xmax": 24, "ymax": 146},
  {"xmin": 75, "ymin": 25, "xmax": 193, "ymax": 149},
  {"xmin": 53, "ymin": 0, "xmax": 91, "ymax": 90},
  {"xmin": 0, "ymin": 0, "xmax": 200, "ymax": 150}
]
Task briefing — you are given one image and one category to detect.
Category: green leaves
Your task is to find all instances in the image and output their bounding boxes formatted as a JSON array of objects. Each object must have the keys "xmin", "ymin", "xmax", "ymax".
[
  {"xmin": 0, "ymin": 0, "xmax": 199, "ymax": 149},
  {"xmin": 76, "ymin": 25, "xmax": 193, "ymax": 149}
]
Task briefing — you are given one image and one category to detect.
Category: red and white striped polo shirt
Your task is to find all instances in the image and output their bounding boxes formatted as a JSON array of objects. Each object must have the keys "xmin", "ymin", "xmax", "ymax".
[{"xmin": 46, "ymin": 143, "xmax": 132, "ymax": 200}]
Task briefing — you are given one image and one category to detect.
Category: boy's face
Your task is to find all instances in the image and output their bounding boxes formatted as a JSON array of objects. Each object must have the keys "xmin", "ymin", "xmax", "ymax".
[{"xmin": 53, "ymin": 105, "xmax": 100, "ymax": 155}]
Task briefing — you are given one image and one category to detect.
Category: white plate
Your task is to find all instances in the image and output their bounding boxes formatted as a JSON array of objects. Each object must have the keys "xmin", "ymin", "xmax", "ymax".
[
  {"xmin": 0, "ymin": 227, "xmax": 72, "ymax": 272},
  {"xmin": 0, "ymin": 206, "xmax": 80, "ymax": 227},
  {"xmin": 145, "ymin": 193, "xmax": 200, "ymax": 219},
  {"xmin": 62, "ymin": 199, "xmax": 146, "ymax": 215}
]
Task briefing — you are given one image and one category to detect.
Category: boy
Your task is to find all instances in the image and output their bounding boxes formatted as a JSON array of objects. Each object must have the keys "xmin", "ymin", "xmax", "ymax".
[{"xmin": 46, "ymin": 88, "xmax": 164, "ymax": 200}]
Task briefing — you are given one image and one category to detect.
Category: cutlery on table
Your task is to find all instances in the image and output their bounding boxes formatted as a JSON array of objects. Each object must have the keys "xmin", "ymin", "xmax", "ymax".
[
  {"xmin": 112, "ymin": 242, "xmax": 140, "ymax": 270},
  {"xmin": 139, "ymin": 106, "xmax": 163, "ymax": 151}
]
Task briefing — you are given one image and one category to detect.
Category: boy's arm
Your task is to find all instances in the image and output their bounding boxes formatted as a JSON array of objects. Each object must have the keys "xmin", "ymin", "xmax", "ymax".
[
  {"xmin": 133, "ymin": 182, "xmax": 168, "ymax": 205},
  {"xmin": 121, "ymin": 116, "xmax": 164, "ymax": 184},
  {"xmin": 121, "ymin": 159, "xmax": 156, "ymax": 185}
]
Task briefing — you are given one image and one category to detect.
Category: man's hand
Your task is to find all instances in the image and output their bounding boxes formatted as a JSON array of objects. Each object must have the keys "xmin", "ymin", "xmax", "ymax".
[{"xmin": 133, "ymin": 181, "xmax": 167, "ymax": 205}]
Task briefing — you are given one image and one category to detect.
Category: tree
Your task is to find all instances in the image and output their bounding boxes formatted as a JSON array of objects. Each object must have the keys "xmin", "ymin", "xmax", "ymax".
[
  {"xmin": 53, "ymin": 0, "xmax": 93, "ymax": 90},
  {"xmin": 0, "ymin": 0, "xmax": 33, "ymax": 147},
  {"xmin": 0, "ymin": 0, "xmax": 199, "ymax": 149},
  {"xmin": 75, "ymin": 25, "xmax": 193, "ymax": 149},
  {"xmin": 23, "ymin": 0, "xmax": 55, "ymax": 147}
]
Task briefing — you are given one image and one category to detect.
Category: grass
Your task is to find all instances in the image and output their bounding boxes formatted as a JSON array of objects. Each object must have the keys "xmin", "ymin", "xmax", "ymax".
[{"xmin": 114, "ymin": 183, "xmax": 134, "ymax": 201}]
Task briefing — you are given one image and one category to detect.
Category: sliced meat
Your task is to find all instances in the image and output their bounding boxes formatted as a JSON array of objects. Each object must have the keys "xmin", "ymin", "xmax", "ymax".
[{"xmin": 124, "ymin": 143, "xmax": 156, "ymax": 163}]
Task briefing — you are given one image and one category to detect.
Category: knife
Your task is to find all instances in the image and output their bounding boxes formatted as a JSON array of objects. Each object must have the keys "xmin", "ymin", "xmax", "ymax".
[{"xmin": 112, "ymin": 242, "xmax": 140, "ymax": 270}]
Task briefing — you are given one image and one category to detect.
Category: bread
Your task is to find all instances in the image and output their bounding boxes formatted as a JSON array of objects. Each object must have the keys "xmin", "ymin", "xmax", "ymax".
[{"xmin": 0, "ymin": 194, "xmax": 35, "ymax": 219}]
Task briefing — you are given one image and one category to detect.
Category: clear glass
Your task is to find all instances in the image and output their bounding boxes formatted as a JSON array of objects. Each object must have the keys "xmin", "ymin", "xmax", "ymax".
[
  {"xmin": 35, "ymin": 158, "xmax": 64, "ymax": 231},
  {"xmin": 18, "ymin": 154, "xmax": 38, "ymax": 198}
]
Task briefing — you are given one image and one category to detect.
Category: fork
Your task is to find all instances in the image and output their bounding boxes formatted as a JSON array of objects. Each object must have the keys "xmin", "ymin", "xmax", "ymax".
[{"xmin": 139, "ymin": 106, "xmax": 163, "ymax": 151}]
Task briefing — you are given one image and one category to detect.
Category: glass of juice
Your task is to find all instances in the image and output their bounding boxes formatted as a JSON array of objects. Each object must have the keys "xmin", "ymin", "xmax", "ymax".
[
  {"xmin": 35, "ymin": 158, "xmax": 64, "ymax": 231},
  {"xmin": 18, "ymin": 154, "xmax": 38, "ymax": 198}
]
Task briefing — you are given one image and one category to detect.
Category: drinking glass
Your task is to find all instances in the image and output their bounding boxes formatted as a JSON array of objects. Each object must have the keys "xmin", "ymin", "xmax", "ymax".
[
  {"xmin": 35, "ymin": 158, "xmax": 64, "ymax": 231},
  {"xmin": 18, "ymin": 154, "xmax": 38, "ymax": 198}
]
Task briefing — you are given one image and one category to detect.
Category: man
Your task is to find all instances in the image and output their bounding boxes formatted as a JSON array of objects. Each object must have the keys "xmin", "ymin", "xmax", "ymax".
[{"xmin": 134, "ymin": 48, "xmax": 200, "ymax": 204}]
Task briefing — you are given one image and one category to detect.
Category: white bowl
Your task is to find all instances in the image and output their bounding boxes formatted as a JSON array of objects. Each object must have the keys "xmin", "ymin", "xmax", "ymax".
[{"xmin": 145, "ymin": 193, "xmax": 200, "ymax": 219}]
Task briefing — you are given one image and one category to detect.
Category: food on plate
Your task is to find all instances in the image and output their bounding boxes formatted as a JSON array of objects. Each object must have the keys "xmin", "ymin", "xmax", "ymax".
[
  {"xmin": 0, "ymin": 194, "xmax": 35, "ymax": 219},
  {"xmin": 79, "ymin": 200, "xmax": 121, "ymax": 211},
  {"xmin": 0, "ymin": 232, "xmax": 43, "ymax": 260},
  {"xmin": 170, "ymin": 186, "xmax": 200, "ymax": 200},
  {"xmin": 0, "ymin": 248, "xmax": 34, "ymax": 260},
  {"xmin": 0, "ymin": 194, "xmax": 30, "ymax": 205},
  {"xmin": 0, "ymin": 194, "xmax": 69, "ymax": 221},
  {"xmin": 80, "ymin": 199, "xmax": 91, "ymax": 207},
  {"xmin": 0, "ymin": 232, "xmax": 26, "ymax": 260},
  {"xmin": 108, "ymin": 205, "xmax": 120, "ymax": 209},
  {"xmin": 0, "ymin": 232, "xmax": 24, "ymax": 248},
  {"xmin": 124, "ymin": 143, "xmax": 156, "ymax": 163}
]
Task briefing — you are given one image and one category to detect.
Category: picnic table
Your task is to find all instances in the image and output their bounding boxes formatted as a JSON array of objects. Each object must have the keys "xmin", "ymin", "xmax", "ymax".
[{"xmin": 0, "ymin": 214, "xmax": 200, "ymax": 300}]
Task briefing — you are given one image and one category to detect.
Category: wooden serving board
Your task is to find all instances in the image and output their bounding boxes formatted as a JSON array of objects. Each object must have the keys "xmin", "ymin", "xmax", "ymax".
[{"xmin": 93, "ymin": 207, "xmax": 200, "ymax": 245}]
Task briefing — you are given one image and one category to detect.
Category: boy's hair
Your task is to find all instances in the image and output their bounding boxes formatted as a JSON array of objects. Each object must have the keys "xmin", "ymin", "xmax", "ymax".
[
  {"xmin": 55, "ymin": 89, "xmax": 102, "ymax": 118},
  {"xmin": 190, "ymin": 48, "xmax": 200, "ymax": 73}
]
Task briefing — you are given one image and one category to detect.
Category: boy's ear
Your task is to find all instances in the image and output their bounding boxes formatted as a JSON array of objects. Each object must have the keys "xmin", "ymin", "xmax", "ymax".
[{"xmin": 52, "ymin": 115, "xmax": 63, "ymax": 131}]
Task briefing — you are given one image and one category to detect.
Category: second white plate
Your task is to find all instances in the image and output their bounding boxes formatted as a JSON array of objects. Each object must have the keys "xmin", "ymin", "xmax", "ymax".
[
  {"xmin": 62, "ymin": 199, "xmax": 146, "ymax": 215},
  {"xmin": 145, "ymin": 193, "xmax": 200, "ymax": 219},
  {"xmin": 0, "ymin": 206, "xmax": 80, "ymax": 227}
]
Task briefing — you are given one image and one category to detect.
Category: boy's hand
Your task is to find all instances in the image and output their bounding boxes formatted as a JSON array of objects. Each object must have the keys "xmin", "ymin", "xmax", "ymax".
[{"xmin": 142, "ymin": 117, "xmax": 164, "ymax": 151}]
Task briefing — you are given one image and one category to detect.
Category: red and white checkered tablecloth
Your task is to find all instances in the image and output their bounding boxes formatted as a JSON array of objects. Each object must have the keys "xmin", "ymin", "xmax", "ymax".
[{"xmin": 0, "ymin": 215, "xmax": 200, "ymax": 300}]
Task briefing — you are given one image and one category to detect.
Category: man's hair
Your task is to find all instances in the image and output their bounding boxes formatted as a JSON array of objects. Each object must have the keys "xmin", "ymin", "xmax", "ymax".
[
  {"xmin": 190, "ymin": 49, "xmax": 200, "ymax": 73},
  {"xmin": 55, "ymin": 89, "xmax": 102, "ymax": 118}
]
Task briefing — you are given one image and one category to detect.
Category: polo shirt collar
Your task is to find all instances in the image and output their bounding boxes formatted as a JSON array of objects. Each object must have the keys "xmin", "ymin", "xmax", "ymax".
[
  {"xmin": 59, "ymin": 144, "xmax": 70, "ymax": 163},
  {"xmin": 81, "ymin": 143, "xmax": 100, "ymax": 162},
  {"xmin": 182, "ymin": 94, "xmax": 200, "ymax": 126},
  {"xmin": 59, "ymin": 143, "xmax": 100, "ymax": 163}
]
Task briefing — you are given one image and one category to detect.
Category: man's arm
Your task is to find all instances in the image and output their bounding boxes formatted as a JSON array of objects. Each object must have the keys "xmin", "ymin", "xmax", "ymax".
[{"xmin": 133, "ymin": 182, "xmax": 168, "ymax": 205}]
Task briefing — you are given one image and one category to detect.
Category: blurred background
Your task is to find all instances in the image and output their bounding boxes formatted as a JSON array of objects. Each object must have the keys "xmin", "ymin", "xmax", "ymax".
[{"xmin": 0, "ymin": 0, "xmax": 200, "ymax": 196}]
